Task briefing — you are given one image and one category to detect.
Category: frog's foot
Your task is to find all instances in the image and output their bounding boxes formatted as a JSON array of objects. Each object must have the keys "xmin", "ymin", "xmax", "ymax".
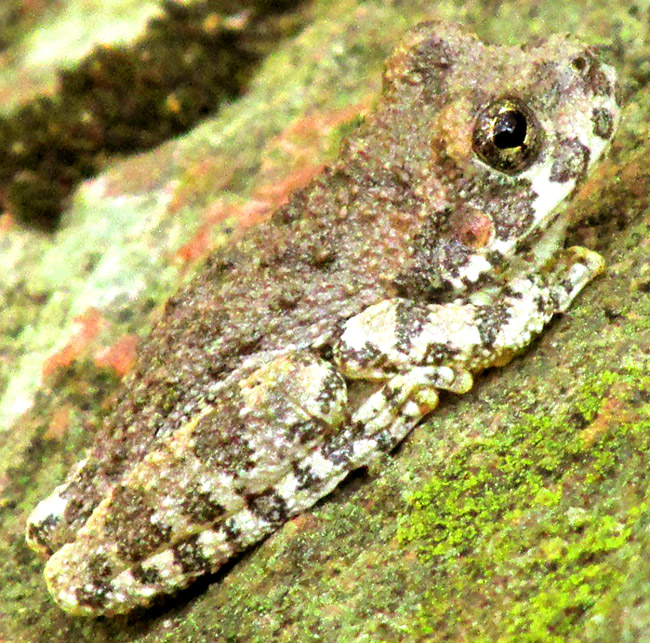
[
  {"xmin": 547, "ymin": 246, "xmax": 605, "ymax": 312},
  {"xmin": 40, "ymin": 349, "xmax": 351, "ymax": 616},
  {"xmin": 353, "ymin": 365, "xmax": 474, "ymax": 434}
]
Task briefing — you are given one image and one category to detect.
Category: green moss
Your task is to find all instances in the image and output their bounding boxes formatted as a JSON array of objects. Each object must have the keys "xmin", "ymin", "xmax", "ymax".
[
  {"xmin": 398, "ymin": 365, "xmax": 650, "ymax": 639},
  {"xmin": 574, "ymin": 370, "xmax": 620, "ymax": 423}
]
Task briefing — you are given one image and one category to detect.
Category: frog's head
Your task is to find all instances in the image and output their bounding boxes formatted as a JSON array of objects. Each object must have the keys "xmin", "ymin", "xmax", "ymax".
[{"xmin": 382, "ymin": 22, "xmax": 621, "ymax": 295}]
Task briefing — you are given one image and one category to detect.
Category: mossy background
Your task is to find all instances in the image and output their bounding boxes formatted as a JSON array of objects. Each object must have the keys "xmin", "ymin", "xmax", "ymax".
[{"xmin": 0, "ymin": 0, "xmax": 648, "ymax": 641}]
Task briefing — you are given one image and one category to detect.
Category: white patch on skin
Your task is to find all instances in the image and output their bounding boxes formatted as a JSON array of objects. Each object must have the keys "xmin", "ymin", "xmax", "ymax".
[
  {"xmin": 28, "ymin": 489, "xmax": 70, "ymax": 533},
  {"xmin": 340, "ymin": 301, "xmax": 398, "ymax": 354},
  {"xmin": 459, "ymin": 253, "xmax": 494, "ymax": 283},
  {"xmin": 352, "ymin": 386, "xmax": 391, "ymax": 425},
  {"xmin": 423, "ymin": 305, "xmax": 482, "ymax": 353},
  {"xmin": 194, "ymin": 472, "xmax": 244, "ymax": 514},
  {"xmin": 305, "ymin": 451, "xmax": 336, "ymax": 479},
  {"xmin": 446, "ymin": 275, "xmax": 468, "ymax": 291},
  {"xmin": 404, "ymin": 330, "xmax": 434, "ymax": 363},
  {"xmin": 298, "ymin": 362, "xmax": 347, "ymax": 425},
  {"xmin": 275, "ymin": 472, "xmax": 300, "ymax": 500},
  {"xmin": 523, "ymin": 165, "xmax": 574, "ymax": 244},
  {"xmin": 564, "ymin": 64, "xmax": 619, "ymax": 169},
  {"xmin": 494, "ymin": 290, "xmax": 544, "ymax": 350},
  {"xmin": 352, "ymin": 438, "xmax": 377, "ymax": 459},
  {"xmin": 49, "ymin": 580, "xmax": 82, "ymax": 613},
  {"xmin": 556, "ymin": 250, "xmax": 605, "ymax": 311},
  {"xmin": 582, "ymin": 127, "xmax": 607, "ymax": 165},
  {"xmin": 117, "ymin": 570, "xmax": 157, "ymax": 598},
  {"xmin": 197, "ymin": 528, "xmax": 233, "ymax": 562},
  {"xmin": 337, "ymin": 319, "xmax": 369, "ymax": 354},
  {"xmin": 402, "ymin": 400, "xmax": 422, "ymax": 418},
  {"xmin": 147, "ymin": 549, "xmax": 182, "ymax": 582},
  {"xmin": 234, "ymin": 508, "xmax": 265, "ymax": 536},
  {"xmin": 489, "ymin": 238, "xmax": 515, "ymax": 256},
  {"xmin": 446, "ymin": 253, "xmax": 497, "ymax": 295}
]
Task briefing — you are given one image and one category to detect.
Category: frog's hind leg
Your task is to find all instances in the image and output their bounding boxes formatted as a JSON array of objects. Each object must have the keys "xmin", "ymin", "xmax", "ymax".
[
  {"xmin": 44, "ymin": 505, "xmax": 286, "ymax": 616},
  {"xmin": 41, "ymin": 357, "xmax": 476, "ymax": 616},
  {"xmin": 46, "ymin": 455, "xmax": 355, "ymax": 616},
  {"xmin": 41, "ymin": 349, "xmax": 352, "ymax": 616},
  {"xmin": 50, "ymin": 388, "xmax": 444, "ymax": 618}
]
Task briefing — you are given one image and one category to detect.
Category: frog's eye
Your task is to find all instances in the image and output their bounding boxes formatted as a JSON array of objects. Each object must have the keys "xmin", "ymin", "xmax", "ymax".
[{"xmin": 472, "ymin": 97, "xmax": 544, "ymax": 175}]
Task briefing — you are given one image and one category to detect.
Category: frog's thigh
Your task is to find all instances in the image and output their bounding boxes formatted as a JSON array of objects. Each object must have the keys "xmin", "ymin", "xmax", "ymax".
[{"xmin": 43, "ymin": 350, "xmax": 349, "ymax": 616}]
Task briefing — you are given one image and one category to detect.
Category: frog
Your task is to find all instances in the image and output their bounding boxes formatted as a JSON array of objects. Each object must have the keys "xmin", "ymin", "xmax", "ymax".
[{"xmin": 25, "ymin": 20, "xmax": 620, "ymax": 616}]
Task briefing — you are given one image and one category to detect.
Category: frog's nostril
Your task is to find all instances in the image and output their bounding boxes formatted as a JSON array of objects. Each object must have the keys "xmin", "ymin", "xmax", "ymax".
[{"xmin": 571, "ymin": 56, "xmax": 588, "ymax": 72}]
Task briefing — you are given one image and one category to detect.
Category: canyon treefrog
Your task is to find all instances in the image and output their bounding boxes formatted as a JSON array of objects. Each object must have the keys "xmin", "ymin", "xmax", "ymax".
[{"xmin": 26, "ymin": 21, "xmax": 620, "ymax": 615}]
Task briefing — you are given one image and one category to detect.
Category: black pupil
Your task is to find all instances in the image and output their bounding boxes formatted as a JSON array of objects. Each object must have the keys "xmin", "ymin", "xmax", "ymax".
[{"xmin": 493, "ymin": 110, "xmax": 527, "ymax": 149}]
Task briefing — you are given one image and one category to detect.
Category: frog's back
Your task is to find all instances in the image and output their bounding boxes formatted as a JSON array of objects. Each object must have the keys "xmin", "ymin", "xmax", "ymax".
[{"xmin": 27, "ymin": 126, "xmax": 430, "ymax": 554}]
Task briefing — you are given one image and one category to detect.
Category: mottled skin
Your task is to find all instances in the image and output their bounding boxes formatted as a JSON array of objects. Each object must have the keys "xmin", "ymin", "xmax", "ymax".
[{"xmin": 26, "ymin": 22, "xmax": 620, "ymax": 615}]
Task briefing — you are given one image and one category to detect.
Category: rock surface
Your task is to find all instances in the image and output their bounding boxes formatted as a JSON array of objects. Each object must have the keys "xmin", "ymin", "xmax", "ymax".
[{"xmin": 0, "ymin": 0, "xmax": 648, "ymax": 640}]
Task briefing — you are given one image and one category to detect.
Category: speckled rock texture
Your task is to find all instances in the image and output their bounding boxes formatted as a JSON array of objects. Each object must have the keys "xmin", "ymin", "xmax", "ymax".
[
  {"xmin": 0, "ymin": 0, "xmax": 306, "ymax": 227},
  {"xmin": 0, "ymin": 0, "xmax": 648, "ymax": 640}
]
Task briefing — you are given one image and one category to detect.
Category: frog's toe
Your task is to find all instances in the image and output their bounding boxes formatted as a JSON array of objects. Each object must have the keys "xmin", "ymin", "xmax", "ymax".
[
  {"xmin": 26, "ymin": 483, "xmax": 78, "ymax": 558},
  {"xmin": 44, "ymin": 507, "xmax": 262, "ymax": 616}
]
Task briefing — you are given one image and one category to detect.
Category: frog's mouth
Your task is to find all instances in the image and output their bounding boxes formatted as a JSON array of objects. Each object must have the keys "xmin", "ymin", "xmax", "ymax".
[{"xmin": 489, "ymin": 133, "xmax": 616, "ymax": 265}]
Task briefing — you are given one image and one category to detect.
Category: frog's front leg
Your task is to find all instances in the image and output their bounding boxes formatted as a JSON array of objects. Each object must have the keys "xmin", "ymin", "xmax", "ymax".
[{"xmin": 335, "ymin": 246, "xmax": 605, "ymax": 445}]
